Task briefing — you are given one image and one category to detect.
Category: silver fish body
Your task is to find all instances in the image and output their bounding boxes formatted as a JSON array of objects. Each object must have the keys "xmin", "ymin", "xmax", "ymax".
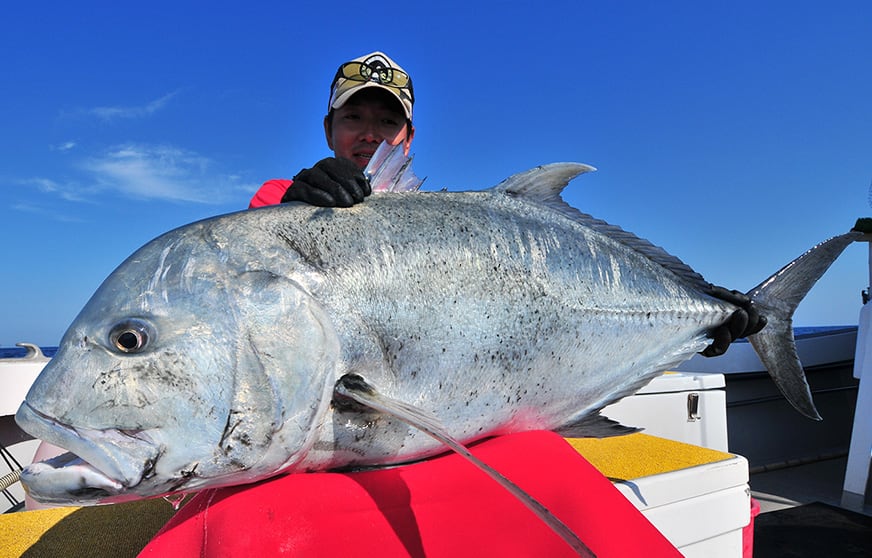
[{"xmin": 15, "ymin": 162, "xmax": 855, "ymax": 505}]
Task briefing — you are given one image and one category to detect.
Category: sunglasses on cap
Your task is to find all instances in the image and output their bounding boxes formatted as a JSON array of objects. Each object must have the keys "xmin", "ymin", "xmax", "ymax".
[{"xmin": 332, "ymin": 61, "xmax": 415, "ymax": 103}]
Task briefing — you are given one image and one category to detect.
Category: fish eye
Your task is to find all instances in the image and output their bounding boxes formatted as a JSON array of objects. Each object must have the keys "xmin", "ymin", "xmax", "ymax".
[{"xmin": 109, "ymin": 319, "xmax": 153, "ymax": 354}]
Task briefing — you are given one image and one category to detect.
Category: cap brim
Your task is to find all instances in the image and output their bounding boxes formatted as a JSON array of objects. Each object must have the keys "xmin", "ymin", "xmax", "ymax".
[{"xmin": 330, "ymin": 81, "xmax": 412, "ymax": 121}]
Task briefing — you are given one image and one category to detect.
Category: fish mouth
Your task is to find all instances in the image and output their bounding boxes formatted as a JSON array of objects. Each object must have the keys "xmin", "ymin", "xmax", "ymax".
[{"xmin": 15, "ymin": 401, "xmax": 161, "ymax": 504}]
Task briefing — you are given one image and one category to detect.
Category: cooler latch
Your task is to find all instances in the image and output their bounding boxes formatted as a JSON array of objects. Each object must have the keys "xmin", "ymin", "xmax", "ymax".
[{"xmin": 687, "ymin": 392, "xmax": 701, "ymax": 421}]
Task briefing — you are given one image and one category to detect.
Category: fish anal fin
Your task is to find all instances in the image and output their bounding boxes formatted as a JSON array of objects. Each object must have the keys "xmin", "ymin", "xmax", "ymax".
[{"xmin": 555, "ymin": 413, "xmax": 642, "ymax": 439}]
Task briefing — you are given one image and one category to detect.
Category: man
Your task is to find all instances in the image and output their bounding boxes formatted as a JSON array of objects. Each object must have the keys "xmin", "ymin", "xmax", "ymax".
[
  {"xmin": 249, "ymin": 52, "xmax": 760, "ymax": 352},
  {"xmin": 249, "ymin": 51, "xmax": 415, "ymax": 208}
]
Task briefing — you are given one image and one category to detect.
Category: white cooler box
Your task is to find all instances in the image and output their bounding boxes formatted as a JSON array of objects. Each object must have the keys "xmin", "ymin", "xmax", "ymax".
[
  {"xmin": 602, "ymin": 371, "xmax": 729, "ymax": 451},
  {"xmin": 568, "ymin": 434, "xmax": 751, "ymax": 558}
]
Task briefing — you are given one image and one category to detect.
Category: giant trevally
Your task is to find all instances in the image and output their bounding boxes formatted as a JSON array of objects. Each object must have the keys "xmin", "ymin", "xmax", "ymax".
[{"xmin": 16, "ymin": 144, "xmax": 859, "ymax": 515}]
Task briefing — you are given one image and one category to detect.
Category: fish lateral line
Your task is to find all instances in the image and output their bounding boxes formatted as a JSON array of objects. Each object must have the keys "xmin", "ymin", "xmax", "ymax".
[{"xmin": 333, "ymin": 373, "xmax": 596, "ymax": 558}]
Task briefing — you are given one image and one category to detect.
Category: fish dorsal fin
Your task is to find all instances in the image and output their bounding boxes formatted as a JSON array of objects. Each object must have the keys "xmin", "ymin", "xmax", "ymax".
[
  {"xmin": 495, "ymin": 163, "xmax": 711, "ymax": 291},
  {"xmin": 496, "ymin": 162, "xmax": 596, "ymax": 218},
  {"xmin": 333, "ymin": 374, "xmax": 596, "ymax": 558}
]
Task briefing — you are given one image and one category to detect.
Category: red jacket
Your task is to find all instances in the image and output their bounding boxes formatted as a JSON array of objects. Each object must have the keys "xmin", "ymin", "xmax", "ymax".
[{"xmin": 248, "ymin": 179, "xmax": 292, "ymax": 208}]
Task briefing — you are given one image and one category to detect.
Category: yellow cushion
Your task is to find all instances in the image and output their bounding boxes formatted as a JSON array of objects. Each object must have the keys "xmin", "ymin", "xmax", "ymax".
[
  {"xmin": 0, "ymin": 498, "xmax": 176, "ymax": 557},
  {"xmin": 0, "ymin": 434, "xmax": 732, "ymax": 556},
  {"xmin": 566, "ymin": 432, "xmax": 735, "ymax": 481}
]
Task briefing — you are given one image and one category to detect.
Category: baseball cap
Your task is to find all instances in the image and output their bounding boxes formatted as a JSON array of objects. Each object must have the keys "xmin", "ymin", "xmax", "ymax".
[{"xmin": 328, "ymin": 51, "xmax": 414, "ymax": 121}]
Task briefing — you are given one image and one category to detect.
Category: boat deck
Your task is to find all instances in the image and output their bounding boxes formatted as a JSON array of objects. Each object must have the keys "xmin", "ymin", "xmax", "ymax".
[
  {"xmin": 750, "ymin": 456, "xmax": 872, "ymax": 557},
  {"xmin": 751, "ymin": 454, "xmax": 871, "ymax": 516}
]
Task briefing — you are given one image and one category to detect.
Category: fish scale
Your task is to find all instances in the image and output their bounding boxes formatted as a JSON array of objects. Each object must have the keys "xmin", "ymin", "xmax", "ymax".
[
  {"xmin": 229, "ymin": 189, "xmax": 735, "ymax": 468},
  {"xmin": 15, "ymin": 154, "xmax": 857, "ymax": 505}
]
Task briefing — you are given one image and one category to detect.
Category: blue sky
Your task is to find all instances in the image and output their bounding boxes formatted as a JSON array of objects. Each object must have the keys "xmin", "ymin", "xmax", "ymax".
[{"xmin": 2, "ymin": 1, "xmax": 870, "ymax": 347}]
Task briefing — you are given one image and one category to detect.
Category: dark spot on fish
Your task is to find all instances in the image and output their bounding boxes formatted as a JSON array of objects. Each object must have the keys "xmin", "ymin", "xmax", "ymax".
[
  {"xmin": 276, "ymin": 228, "xmax": 327, "ymax": 270},
  {"xmin": 168, "ymin": 466, "xmax": 200, "ymax": 491},
  {"xmin": 181, "ymin": 463, "xmax": 199, "ymax": 478},
  {"xmin": 220, "ymin": 410, "xmax": 243, "ymax": 449}
]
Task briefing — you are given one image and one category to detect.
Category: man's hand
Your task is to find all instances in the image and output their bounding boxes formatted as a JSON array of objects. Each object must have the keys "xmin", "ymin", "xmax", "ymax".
[
  {"xmin": 281, "ymin": 157, "xmax": 371, "ymax": 207},
  {"xmin": 701, "ymin": 285, "xmax": 767, "ymax": 358}
]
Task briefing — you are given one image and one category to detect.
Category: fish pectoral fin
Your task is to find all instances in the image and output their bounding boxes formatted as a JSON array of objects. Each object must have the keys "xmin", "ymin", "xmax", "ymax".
[
  {"xmin": 555, "ymin": 413, "xmax": 641, "ymax": 438},
  {"xmin": 333, "ymin": 373, "xmax": 454, "ymax": 443},
  {"xmin": 333, "ymin": 374, "xmax": 596, "ymax": 558}
]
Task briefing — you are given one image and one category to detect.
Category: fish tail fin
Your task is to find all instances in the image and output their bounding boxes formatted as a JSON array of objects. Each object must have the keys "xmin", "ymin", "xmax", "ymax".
[
  {"xmin": 747, "ymin": 231, "xmax": 862, "ymax": 420},
  {"xmin": 363, "ymin": 141, "xmax": 426, "ymax": 193}
]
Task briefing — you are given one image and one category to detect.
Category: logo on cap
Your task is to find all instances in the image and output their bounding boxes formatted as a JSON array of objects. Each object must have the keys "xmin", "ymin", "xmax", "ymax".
[{"xmin": 329, "ymin": 51, "xmax": 413, "ymax": 120}]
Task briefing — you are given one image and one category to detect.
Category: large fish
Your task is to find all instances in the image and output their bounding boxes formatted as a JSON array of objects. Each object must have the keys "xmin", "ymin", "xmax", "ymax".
[{"xmin": 16, "ymin": 146, "xmax": 858, "ymax": 512}]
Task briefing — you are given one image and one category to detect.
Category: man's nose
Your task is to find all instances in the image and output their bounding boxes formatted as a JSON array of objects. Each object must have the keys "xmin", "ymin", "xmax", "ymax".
[{"xmin": 359, "ymin": 120, "xmax": 381, "ymax": 142}]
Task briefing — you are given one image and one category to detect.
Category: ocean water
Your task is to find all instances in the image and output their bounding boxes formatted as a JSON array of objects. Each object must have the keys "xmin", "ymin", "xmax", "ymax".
[{"xmin": 0, "ymin": 346, "xmax": 58, "ymax": 359}]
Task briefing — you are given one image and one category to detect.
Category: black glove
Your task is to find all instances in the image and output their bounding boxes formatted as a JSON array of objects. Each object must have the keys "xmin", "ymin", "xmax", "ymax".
[
  {"xmin": 701, "ymin": 285, "xmax": 767, "ymax": 358},
  {"xmin": 281, "ymin": 157, "xmax": 371, "ymax": 207}
]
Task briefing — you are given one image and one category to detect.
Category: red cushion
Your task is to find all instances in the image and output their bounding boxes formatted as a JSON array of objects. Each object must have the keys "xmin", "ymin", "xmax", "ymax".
[{"xmin": 139, "ymin": 430, "xmax": 680, "ymax": 557}]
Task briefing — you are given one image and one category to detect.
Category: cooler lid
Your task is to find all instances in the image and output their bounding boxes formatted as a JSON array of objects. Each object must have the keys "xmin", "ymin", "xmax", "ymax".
[{"xmin": 635, "ymin": 371, "xmax": 725, "ymax": 394}]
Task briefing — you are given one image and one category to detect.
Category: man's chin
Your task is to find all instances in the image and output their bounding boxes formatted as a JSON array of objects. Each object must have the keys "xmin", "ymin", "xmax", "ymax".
[{"xmin": 351, "ymin": 155, "xmax": 372, "ymax": 169}]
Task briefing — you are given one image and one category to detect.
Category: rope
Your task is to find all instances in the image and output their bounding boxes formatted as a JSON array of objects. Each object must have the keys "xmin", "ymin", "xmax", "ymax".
[{"xmin": 0, "ymin": 469, "xmax": 21, "ymax": 492}]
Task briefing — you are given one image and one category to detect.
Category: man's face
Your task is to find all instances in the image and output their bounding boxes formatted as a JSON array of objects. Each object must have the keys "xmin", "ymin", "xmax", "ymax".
[{"xmin": 325, "ymin": 88, "xmax": 414, "ymax": 169}]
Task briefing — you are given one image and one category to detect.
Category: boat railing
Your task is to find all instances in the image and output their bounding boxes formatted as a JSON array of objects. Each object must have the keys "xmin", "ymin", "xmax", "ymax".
[{"xmin": 843, "ymin": 235, "xmax": 872, "ymax": 509}]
